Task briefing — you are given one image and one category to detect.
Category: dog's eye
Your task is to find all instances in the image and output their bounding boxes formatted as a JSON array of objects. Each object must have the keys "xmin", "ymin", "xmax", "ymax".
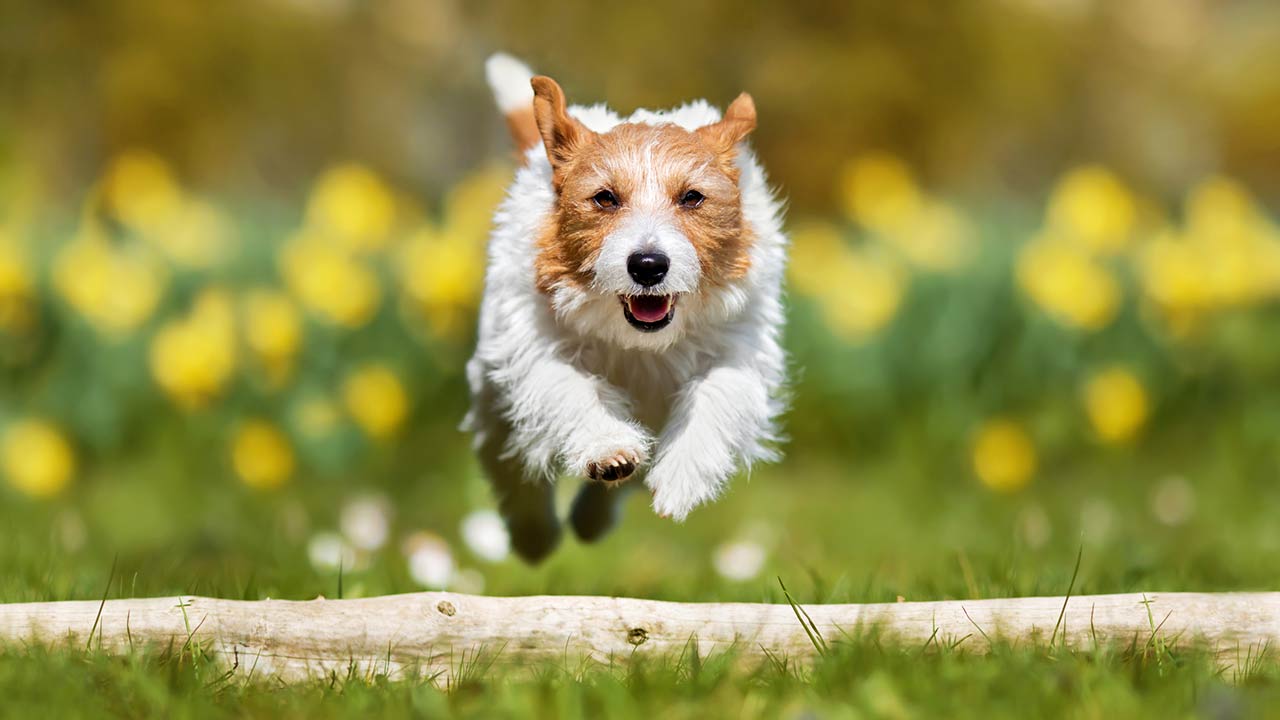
[
  {"xmin": 678, "ymin": 190, "xmax": 705, "ymax": 209},
  {"xmin": 592, "ymin": 190, "xmax": 620, "ymax": 211}
]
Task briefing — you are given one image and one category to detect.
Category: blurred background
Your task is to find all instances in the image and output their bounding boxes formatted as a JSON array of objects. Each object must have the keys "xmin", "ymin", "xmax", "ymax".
[{"xmin": 2, "ymin": 0, "xmax": 1280, "ymax": 603}]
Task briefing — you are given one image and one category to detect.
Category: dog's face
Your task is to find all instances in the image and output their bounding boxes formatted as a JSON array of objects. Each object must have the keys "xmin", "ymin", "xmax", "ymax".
[{"xmin": 530, "ymin": 76, "xmax": 757, "ymax": 350}]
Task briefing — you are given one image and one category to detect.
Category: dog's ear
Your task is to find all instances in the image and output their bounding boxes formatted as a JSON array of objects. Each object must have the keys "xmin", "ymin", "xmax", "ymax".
[
  {"xmin": 696, "ymin": 93, "xmax": 757, "ymax": 156},
  {"xmin": 531, "ymin": 76, "xmax": 593, "ymax": 180}
]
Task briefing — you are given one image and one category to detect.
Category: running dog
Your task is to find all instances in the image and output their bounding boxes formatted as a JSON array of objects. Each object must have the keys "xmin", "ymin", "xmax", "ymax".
[{"xmin": 465, "ymin": 54, "xmax": 789, "ymax": 562}]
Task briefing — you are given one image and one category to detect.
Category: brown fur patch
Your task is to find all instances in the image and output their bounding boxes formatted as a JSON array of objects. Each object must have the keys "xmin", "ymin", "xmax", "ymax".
[
  {"xmin": 504, "ymin": 106, "xmax": 541, "ymax": 157},
  {"xmin": 534, "ymin": 120, "xmax": 755, "ymax": 294}
]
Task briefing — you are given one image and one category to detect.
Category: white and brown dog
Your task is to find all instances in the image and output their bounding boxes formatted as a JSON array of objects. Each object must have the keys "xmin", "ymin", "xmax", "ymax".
[{"xmin": 464, "ymin": 54, "xmax": 789, "ymax": 562}]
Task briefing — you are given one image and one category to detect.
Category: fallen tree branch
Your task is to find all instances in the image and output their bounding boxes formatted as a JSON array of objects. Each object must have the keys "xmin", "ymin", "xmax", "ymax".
[{"xmin": 1, "ymin": 592, "xmax": 1275, "ymax": 682}]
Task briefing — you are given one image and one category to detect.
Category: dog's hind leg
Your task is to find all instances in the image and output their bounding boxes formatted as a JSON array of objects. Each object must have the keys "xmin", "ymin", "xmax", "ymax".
[
  {"xmin": 568, "ymin": 480, "xmax": 635, "ymax": 543},
  {"xmin": 470, "ymin": 393, "xmax": 561, "ymax": 563},
  {"xmin": 479, "ymin": 442, "xmax": 561, "ymax": 564}
]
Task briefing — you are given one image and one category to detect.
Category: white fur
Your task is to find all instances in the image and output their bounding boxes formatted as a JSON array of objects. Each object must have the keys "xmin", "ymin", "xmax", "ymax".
[
  {"xmin": 468, "ymin": 55, "xmax": 789, "ymax": 536},
  {"xmin": 484, "ymin": 53, "xmax": 536, "ymax": 114}
]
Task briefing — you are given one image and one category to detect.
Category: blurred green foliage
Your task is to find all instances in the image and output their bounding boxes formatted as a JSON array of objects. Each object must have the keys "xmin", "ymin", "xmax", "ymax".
[{"xmin": 2, "ymin": 0, "xmax": 1279, "ymax": 217}]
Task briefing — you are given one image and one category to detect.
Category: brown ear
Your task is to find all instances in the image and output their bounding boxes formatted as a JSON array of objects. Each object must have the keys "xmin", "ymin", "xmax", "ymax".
[
  {"xmin": 697, "ymin": 93, "xmax": 757, "ymax": 155},
  {"xmin": 531, "ymin": 75, "xmax": 593, "ymax": 178}
]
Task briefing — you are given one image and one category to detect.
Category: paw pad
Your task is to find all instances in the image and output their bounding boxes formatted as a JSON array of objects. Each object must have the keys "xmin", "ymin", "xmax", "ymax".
[{"xmin": 586, "ymin": 453, "xmax": 638, "ymax": 483}]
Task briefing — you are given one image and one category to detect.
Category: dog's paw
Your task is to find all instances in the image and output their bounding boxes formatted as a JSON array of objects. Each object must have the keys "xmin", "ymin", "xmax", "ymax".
[
  {"xmin": 565, "ymin": 422, "xmax": 650, "ymax": 483},
  {"xmin": 586, "ymin": 450, "xmax": 639, "ymax": 483},
  {"xmin": 646, "ymin": 460, "xmax": 724, "ymax": 522}
]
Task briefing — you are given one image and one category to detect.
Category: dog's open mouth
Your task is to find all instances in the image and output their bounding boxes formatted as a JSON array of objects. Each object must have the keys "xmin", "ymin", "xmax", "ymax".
[{"xmin": 621, "ymin": 295, "xmax": 675, "ymax": 332}]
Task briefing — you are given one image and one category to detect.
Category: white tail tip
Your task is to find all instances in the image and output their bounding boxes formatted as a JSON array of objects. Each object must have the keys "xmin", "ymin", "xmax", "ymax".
[{"xmin": 485, "ymin": 53, "xmax": 535, "ymax": 114}]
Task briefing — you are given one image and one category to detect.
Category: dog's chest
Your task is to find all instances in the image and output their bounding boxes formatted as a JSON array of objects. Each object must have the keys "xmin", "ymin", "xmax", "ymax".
[{"xmin": 577, "ymin": 345, "xmax": 699, "ymax": 431}]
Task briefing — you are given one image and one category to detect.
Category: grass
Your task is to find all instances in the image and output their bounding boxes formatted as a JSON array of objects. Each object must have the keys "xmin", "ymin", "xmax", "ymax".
[{"xmin": 5, "ymin": 408, "xmax": 1280, "ymax": 717}]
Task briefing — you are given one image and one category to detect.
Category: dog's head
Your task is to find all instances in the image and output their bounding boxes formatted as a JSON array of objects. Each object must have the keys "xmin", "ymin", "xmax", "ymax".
[{"xmin": 530, "ymin": 76, "xmax": 757, "ymax": 350}]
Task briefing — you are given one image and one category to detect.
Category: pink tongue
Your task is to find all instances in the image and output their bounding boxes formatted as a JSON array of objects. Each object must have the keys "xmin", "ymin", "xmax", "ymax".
[{"xmin": 628, "ymin": 296, "xmax": 671, "ymax": 323}]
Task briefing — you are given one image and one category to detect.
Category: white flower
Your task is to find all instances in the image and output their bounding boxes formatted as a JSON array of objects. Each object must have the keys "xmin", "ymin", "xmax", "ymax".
[
  {"xmin": 1152, "ymin": 476, "xmax": 1195, "ymax": 527},
  {"xmin": 404, "ymin": 531, "xmax": 454, "ymax": 589},
  {"xmin": 713, "ymin": 540, "xmax": 766, "ymax": 581},
  {"xmin": 340, "ymin": 495, "xmax": 391, "ymax": 551},
  {"xmin": 307, "ymin": 531, "xmax": 356, "ymax": 573},
  {"xmin": 460, "ymin": 509, "xmax": 509, "ymax": 562}
]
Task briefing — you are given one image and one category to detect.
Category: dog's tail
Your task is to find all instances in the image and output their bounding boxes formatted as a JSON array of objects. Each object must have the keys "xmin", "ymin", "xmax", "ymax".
[{"xmin": 485, "ymin": 53, "xmax": 540, "ymax": 156}]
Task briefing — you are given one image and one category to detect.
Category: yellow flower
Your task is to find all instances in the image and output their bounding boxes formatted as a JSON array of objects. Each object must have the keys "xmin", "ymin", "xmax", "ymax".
[
  {"xmin": 398, "ymin": 226, "xmax": 484, "ymax": 338},
  {"xmin": 1185, "ymin": 176, "xmax": 1259, "ymax": 243},
  {"xmin": 1083, "ymin": 367, "xmax": 1150, "ymax": 444},
  {"xmin": 2, "ymin": 420, "xmax": 75, "ymax": 498},
  {"xmin": 306, "ymin": 165, "xmax": 397, "ymax": 252},
  {"xmin": 787, "ymin": 223, "xmax": 849, "ymax": 296},
  {"xmin": 397, "ymin": 167, "xmax": 507, "ymax": 339},
  {"xmin": 1016, "ymin": 233, "xmax": 1121, "ymax": 331},
  {"xmin": 280, "ymin": 232, "xmax": 381, "ymax": 328},
  {"xmin": 53, "ymin": 230, "xmax": 167, "ymax": 336},
  {"xmin": 971, "ymin": 419, "xmax": 1037, "ymax": 493},
  {"xmin": 0, "ymin": 235, "xmax": 34, "ymax": 332},
  {"xmin": 231, "ymin": 420, "xmax": 294, "ymax": 490},
  {"xmin": 149, "ymin": 289, "xmax": 237, "ymax": 410},
  {"xmin": 241, "ymin": 289, "xmax": 303, "ymax": 385},
  {"xmin": 439, "ymin": 165, "xmax": 510, "ymax": 243},
  {"xmin": 150, "ymin": 198, "xmax": 234, "ymax": 269},
  {"xmin": 343, "ymin": 364, "xmax": 409, "ymax": 439},
  {"xmin": 1136, "ymin": 231, "xmax": 1212, "ymax": 314},
  {"xmin": 101, "ymin": 150, "xmax": 184, "ymax": 236},
  {"xmin": 839, "ymin": 153, "xmax": 922, "ymax": 235},
  {"xmin": 1046, "ymin": 166, "xmax": 1136, "ymax": 254},
  {"xmin": 882, "ymin": 200, "xmax": 975, "ymax": 272},
  {"xmin": 818, "ymin": 250, "xmax": 906, "ymax": 341},
  {"xmin": 788, "ymin": 223, "xmax": 906, "ymax": 341}
]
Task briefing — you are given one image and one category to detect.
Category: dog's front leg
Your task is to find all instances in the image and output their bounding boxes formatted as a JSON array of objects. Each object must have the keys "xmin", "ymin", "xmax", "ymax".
[
  {"xmin": 646, "ymin": 361, "xmax": 780, "ymax": 521},
  {"xmin": 500, "ymin": 355, "xmax": 652, "ymax": 483}
]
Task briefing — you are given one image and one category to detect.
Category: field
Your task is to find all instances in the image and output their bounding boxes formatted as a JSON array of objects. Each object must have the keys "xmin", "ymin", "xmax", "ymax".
[{"xmin": 4, "ymin": 146, "xmax": 1280, "ymax": 718}]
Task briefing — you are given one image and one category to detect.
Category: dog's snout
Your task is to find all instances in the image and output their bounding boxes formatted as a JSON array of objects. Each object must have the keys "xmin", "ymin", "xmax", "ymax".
[{"xmin": 627, "ymin": 252, "xmax": 669, "ymax": 287}]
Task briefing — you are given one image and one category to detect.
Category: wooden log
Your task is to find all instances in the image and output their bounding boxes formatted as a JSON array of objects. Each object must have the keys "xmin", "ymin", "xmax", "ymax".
[{"xmin": 0, "ymin": 592, "xmax": 1276, "ymax": 682}]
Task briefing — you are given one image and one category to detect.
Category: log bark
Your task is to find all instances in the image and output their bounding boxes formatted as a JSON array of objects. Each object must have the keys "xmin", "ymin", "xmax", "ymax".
[{"xmin": 1, "ymin": 592, "xmax": 1276, "ymax": 683}]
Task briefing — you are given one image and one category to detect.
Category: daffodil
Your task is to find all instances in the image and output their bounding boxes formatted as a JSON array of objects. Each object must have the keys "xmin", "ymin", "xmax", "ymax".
[
  {"xmin": 280, "ymin": 232, "xmax": 381, "ymax": 328},
  {"xmin": 305, "ymin": 164, "xmax": 397, "ymax": 252},
  {"xmin": 1016, "ymin": 233, "xmax": 1121, "ymax": 331},
  {"xmin": 99, "ymin": 151, "xmax": 234, "ymax": 269},
  {"xmin": 1136, "ymin": 230, "xmax": 1212, "ymax": 314},
  {"xmin": 398, "ymin": 226, "xmax": 484, "ymax": 338},
  {"xmin": 100, "ymin": 150, "xmax": 185, "ymax": 237},
  {"xmin": 149, "ymin": 288, "xmax": 237, "ymax": 410},
  {"xmin": 1, "ymin": 420, "xmax": 75, "ymax": 498},
  {"xmin": 0, "ymin": 234, "xmax": 34, "ymax": 333},
  {"xmin": 397, "ymin": 167, "xmax": 506, "ymax": 339},
  {"xmin": 839, "ymin": 153, "xmax": 922, "ymax": 235},
  {"xmin": 1083, "ymin": 367, "xmax": 1150, "ymax": 444},
  {"xmin": 881, "ymin": 199, "xmax": 975, "ymax": 272},
  {"xmin": 231, "ymin": 420, "xmax": 295, "ymax": 489},
  {"xmin": 53, "ymin": 228, "xmax": 167, "ymax": 336},
  {"xmin": 788, "ymin": 223, "xmax": 906, "ymax": 341},
  {"xmin": 1046, "ymin": 166, "xmax": 1136, "ymax": 254},
  {"xmin": 342, "ymin": 364, "xmax": 409, "ymax": 439},
  {"xmin": 1185, "ymin": 176, "xmax": 1260, "ymax": 243},
  {"xmin": 241, "ymin": 288, "xmax": 303, "ymax": 386},
  {"xmin": 817, "ymin": 249, "xmax": 906, "ymax": 341},
  {"xmin": 439, "ymin": 165, "xmax": 510, "ymax": 242},
  {"xmin": 971, "ymin": 419, "xmax": 1036, "ymax": 493}
]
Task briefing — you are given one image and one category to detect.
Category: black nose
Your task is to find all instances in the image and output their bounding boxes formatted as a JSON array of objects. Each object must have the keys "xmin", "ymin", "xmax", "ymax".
[{"xmin": 627, "ymin": 252, "xmax": 669, "ymax": 287}]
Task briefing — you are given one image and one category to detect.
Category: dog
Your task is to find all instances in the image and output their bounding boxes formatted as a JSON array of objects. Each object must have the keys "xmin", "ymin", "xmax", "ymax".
[{"xmin": 464, "ymin": 54, "xmax": 789, "ymax": 562}]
